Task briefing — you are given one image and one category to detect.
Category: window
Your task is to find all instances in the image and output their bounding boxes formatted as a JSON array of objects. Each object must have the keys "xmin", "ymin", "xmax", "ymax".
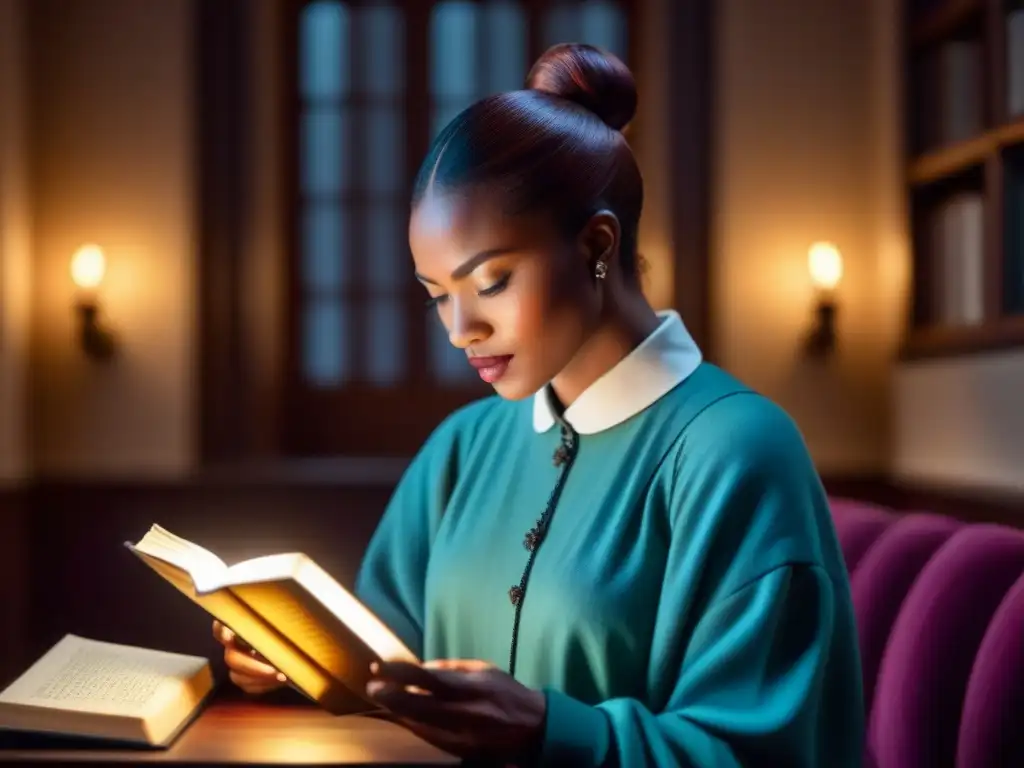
[
  {"xmin": 286, "ymin": 0, "xmax": 636, "ymax": 456},
  {"xmin": 902, "ymin": 0, "xmax": 1024, "ymax": 359}
]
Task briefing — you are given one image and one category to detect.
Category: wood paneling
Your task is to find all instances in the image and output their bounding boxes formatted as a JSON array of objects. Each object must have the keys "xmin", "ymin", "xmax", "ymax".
[
  {"xmin": 0, "ymin": 485, "xmax": 29, "ymax": 685},
  {"xmin": 822, "ymin": 473, "xmax": 1024, "ymax": 527},
  {"xmin": 18, "ymin": 472, "xmax": 400, "ymax": 687},
  {"xmin": 669, "ymin": 0, "xmax": 715, "ymax": 359}
]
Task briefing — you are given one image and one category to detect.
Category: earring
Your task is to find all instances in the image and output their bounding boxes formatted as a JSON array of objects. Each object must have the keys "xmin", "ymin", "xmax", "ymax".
[{"xmin": 594, "ymin": 260, "xmax": 608, "ymax": 280}]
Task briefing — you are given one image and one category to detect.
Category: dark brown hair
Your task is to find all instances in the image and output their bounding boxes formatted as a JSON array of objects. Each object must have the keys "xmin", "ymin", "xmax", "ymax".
[{"xmin": 411, "ymin": 43, "xmax": 644, "ymax": 280}]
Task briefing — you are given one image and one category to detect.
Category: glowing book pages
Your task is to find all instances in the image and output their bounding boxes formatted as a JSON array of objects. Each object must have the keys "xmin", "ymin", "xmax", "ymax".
[
  {"xmin": 0, "ymin": 635, "xmax": 213, "ymax": 747},
  {"xmin": 124, "ymin": 524, "xmax": 418, "ymax": 715}
]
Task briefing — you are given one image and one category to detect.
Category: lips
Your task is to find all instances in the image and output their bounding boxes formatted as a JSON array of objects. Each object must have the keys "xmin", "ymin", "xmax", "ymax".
[{"xmin": 468, "ymin": 355, "xmax": 514, "ymax": 384}]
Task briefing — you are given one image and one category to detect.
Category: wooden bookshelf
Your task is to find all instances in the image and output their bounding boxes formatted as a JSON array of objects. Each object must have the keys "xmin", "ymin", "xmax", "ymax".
[{"xmin": 902, "ymin": 0, "xmax": 1024, "ymax": 359}]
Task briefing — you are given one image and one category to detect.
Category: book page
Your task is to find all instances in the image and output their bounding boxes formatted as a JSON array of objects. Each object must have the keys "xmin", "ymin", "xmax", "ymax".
[
  {"xmin": 131, "ymin": 525, "xmax": 227, "ymax": 587},
  {"xmin": 221, "ymin": 553, "xmax": 303, "ymax": 591},
  {"xmin": 295, "ymin": 560, "xmax": 417, "ymax": 663},
  {"xmin": 128, "ymin": 551, "xmax": 340, "ymax": 707},
  {"xmin": 230, "ymin": 581, "xmax": 361, "ymax": 681},
  {"xmin": 220, "ymin": 553, "xmax": 416, "ymax": 663},
  {"xmin": 0, "ymin": 636, "xmax": 207, "ymax": 717}
]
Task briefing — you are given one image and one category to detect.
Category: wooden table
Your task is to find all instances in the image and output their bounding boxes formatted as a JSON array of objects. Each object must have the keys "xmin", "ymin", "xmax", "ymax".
[{"xmin": 0, "ymin": 701, "xmax": 459, "ymax": 766}]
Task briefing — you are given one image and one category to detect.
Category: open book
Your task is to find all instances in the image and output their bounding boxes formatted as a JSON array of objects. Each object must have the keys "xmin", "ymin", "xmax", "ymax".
[
  {"xmin": 0, "ymin": 634, "xmax": 213, "ymax": 747},
  {"xmin": 124, "ymin": 524, "xmax": 418, "ymax": 715}
]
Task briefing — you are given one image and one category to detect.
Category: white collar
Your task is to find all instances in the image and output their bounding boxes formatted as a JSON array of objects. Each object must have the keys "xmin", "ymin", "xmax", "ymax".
[{"xmin": 532, "ymin": 310, "xmax": 703, "ymax": 434}]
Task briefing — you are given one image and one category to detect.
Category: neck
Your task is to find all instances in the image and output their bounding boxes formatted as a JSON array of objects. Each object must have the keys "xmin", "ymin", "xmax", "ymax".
[{"xmin": 550, "ymin": 291, "xmax": 660, "ymax": 408}]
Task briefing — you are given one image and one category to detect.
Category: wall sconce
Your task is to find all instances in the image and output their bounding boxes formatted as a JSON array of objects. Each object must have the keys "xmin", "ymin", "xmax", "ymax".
[
  {"xmin": 805, "ymin": 241, "xmax": 843, "ymax": 358},
  {"xmin": 71, "ymin": 244, "xmax": 118, "ymax": 361}
]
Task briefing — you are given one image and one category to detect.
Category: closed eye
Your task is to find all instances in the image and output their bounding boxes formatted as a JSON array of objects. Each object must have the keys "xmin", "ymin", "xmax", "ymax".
[
  {"xmin": 424, "ymin": 294, "xmax": 447, "ymax": 309},
  {"xmin": 479, "ymin": 273, "xmax": 511, "ymax": 297},
  {"xmin": 423, "ymin": 274, "xmax": 511, "ymax": 310}
]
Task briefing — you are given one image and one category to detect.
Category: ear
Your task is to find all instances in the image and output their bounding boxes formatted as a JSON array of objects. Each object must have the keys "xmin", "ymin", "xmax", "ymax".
[{"xmin": 575, "ymin": 210, "xmax": 620, "ymax": 271}]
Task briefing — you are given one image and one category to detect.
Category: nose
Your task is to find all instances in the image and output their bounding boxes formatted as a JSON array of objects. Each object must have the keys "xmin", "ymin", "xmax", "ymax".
[{"xmin": 447, "ymin": 297, "xmax": 490, "ymax": 350}]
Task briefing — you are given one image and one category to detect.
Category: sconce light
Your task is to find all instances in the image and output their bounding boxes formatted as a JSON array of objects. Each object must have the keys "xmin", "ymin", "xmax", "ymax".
[
  {"xmin": 71, "ymin": 244, "xmax": 118, "ymax": 361},
  {"xmin": 805, "ymin": 241, "xmax": 843, "ymax": 358}
]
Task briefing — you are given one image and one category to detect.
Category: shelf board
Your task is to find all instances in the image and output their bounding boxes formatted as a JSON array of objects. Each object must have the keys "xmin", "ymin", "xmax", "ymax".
[
  {"xmin": 911, "ymin": 0, "xmax": 984, "ymax": 48},
  {"xmin": 908, "ymin": 118, "xmax": 1024, "ymax": 185},
  {"xmin": 900, "ymin": 315, "xmax": 1024, "ymax": 360}
]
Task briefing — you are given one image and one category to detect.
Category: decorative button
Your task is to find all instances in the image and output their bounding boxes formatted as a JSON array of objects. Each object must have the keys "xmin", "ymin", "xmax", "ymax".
[
  {"xmin": 524, "ymin": 528, "xmax": 542, "ymax": 551},
  {"xmin": 508, "ymin": 585, "xmax": 523, "ymax": 606}
]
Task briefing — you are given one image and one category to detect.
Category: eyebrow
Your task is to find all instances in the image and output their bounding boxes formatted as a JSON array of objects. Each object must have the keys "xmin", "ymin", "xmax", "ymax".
[{"xmin": 415, "ymin": 248, "xmax": 517, "ymax": 285}]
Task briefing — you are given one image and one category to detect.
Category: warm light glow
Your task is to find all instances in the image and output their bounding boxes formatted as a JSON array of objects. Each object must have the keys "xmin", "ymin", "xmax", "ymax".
[
  {"xmin": 70, "ymin": 244, "xmax": 106, "ymax": 289},
  {"xmin": 808, "ymin": 241, "xmax": 843, "ymax": 291}
]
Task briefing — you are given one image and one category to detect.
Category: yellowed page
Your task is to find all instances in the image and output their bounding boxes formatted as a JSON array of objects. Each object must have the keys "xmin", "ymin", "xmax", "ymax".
[
  {"xmin": 129, "ymin": 551, "xmax": 339, "ymax": 706},
  {"xmin": 0, "ymin": 635, "xmax": 211, "ymax": 745}
]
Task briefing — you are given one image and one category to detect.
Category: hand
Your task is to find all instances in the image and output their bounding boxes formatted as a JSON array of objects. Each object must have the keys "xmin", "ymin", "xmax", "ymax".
[
  {"xmin": 367, "ymin": 659, "xmax": 546, "ymax": 763},
  {"xmin": 212, "ymin": 620, "xmax": 287, "ymax": 696}
]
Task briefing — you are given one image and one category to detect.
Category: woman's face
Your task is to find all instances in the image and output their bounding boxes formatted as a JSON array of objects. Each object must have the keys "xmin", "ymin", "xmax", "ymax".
[{"xmin": 409, "ymin": 190, "xmax": 603, "ymax": 401}]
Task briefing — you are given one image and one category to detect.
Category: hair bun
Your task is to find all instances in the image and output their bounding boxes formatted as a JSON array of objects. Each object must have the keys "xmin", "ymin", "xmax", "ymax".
[{"xmin": 526, "ymin": 43, "xmax": 637, "ymax": 131}]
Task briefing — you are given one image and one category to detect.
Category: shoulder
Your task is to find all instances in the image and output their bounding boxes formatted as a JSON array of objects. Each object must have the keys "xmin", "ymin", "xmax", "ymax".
[
  {"xmin": 664, "ymin": 376, "xmax": 840, "ymax": 587},
  {"xmin": 679, "ymin": 383, "xmax": 814, "ymax": 481},
  {"xmin": 649, "ymin": 363, "xmax": 813, "ymax": 480}
]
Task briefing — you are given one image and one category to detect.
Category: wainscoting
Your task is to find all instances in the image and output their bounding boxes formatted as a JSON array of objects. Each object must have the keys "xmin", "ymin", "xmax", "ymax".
[
  {"xmin": 822, "ymin": 474, "xmax": 1024, "ymax": 528},
  {"xmin": 1, "ymin": 468, "xmax": 1020, "ymax": 688},
  {"xmin": 1, "ymin": 469, "xmax": 400, "ymax": 688},
  {"xmin": 0, "ymin": 484, "xmax": 29, "ymax": 684}
]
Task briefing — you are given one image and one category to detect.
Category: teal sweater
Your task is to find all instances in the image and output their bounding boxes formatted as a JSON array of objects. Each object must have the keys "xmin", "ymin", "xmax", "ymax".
[{"xmin": 355, "ymin": 363, "xmax": 863, "ymax": 767}]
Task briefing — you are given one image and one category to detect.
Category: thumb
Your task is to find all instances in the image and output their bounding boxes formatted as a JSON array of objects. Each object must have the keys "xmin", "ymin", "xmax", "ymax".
[{"xmin": 422, "ymin": 659, "xmax": 494, "ymax": 672}]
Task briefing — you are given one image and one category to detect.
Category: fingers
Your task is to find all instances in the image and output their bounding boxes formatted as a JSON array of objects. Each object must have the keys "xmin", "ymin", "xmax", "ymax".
[
  {"xmin": 370, "ymin": 660, "xmax": 478, "ymax": 702},
  {"xmin": 229, "ymin": 670, "xmax": 286, "ymax": 696},
  {"xmin": 212, "ymin": 620, "xmax": 232, "ymax": 646},
  {"xmin": 213, "ymin": 620, "xmax": 287, "ymax": 695},
  {"xmin": 368, "ymin": 680, "xmax": 457, "ymax": 722},
  {"xmin": 225, "ymin": 646, "xmax": 285, "ymax": 681},
  {"xmin": 422, "ymin": 659, "xmax": 493, "ymax": 672}
]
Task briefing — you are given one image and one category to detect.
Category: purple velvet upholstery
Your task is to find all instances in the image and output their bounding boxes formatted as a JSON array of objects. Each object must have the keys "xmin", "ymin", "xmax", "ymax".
[
  {"xmin": 956, "ymin": 570, "xmax": 1024, "ymax": 767},
  {"xmin": 849, "ymin": 513, "xmax": 961, "ymax": 717},
  {"xmin": 868, "ymin": 524, "xmax": 1024, "ymax": 768},
  {"xmin": 830, "ymin": 500, "xmax": 894, "ymax": 576}
]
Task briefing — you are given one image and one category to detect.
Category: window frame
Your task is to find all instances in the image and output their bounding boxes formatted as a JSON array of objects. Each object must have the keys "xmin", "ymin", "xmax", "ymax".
[{"xmin": 196, "ymin": 0, "xmax": 714, "ymax": 463}]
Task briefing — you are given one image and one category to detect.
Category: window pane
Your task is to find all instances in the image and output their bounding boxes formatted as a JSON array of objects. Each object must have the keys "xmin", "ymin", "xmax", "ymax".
[
  {"xmin": 580, "ymin": 0, "xmax": 626, "ymax": 59},
  {"xmin": 367, "ymin": 204, "xmax": 406, "ymax": 290},
  {"xmin": 301, "ymin": 107, "xmax": 348, "ymax": 195},
  {"xmin": 483, "ymin": 1, "xmax": 526, "ymax": 93},
  {"xmin": 299, "ymin": 0, "xmax": 349, "ymax": 100},
  {"xmin": 429, "ymin": 314, "xmax": 475, "ymax": 384},
  {"xmin": 543, "ymin": 2, "xmax": 627, "ymax": 58},
  {"xmin": 302, "ymin": 203, "xmax": 348, "ymax": 292},
  {"xmin": 542, "ymin": 5, "xmax": 578, "ymax": 50},
  {"xmin": 363, "ymin": 105, "xmax": 404, "ymax": 194},
  {"xmin": 431, "ymin": 99, "xmax": 469, "ymax": 140},
  {"xmin": 303, "ymin": 297, "xmax": 350, "ymax": 386},
  {"xmin": 366, "ymin": 297, "xmax": 406, "ymax": 385},
  {"xmin": 357, "ymin": 4, "xmax": 404, "ymax": 96},
  {"xmin": 431, "ymin": 2, "xmax": 478, "ymax": 99}
]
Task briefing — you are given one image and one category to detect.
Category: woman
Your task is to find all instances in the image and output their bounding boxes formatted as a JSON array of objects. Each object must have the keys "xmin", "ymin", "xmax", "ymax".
[{"xmin": 215, "ymin": 44, "xmax": 864, "ymax": 766}]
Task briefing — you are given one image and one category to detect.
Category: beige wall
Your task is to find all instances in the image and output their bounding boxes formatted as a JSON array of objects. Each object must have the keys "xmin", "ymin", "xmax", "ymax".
[
  {"xmin": 713, "ymin": 0, "xmax": 899, "ymax": 473},
  {"xmin": 0, "ymin": 0, "xmax": 32, "ymax": 484},
  {"xmin": 2, "ymin": 0, "xmax": 1020, "ymax": 490},
  {"xmin": 894, "ymin": 354, "xmax": 1024, "ymax": 489},
  {"xmin": 28, "ymin": 0, "xmax": 195, "ymax": 477}
]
